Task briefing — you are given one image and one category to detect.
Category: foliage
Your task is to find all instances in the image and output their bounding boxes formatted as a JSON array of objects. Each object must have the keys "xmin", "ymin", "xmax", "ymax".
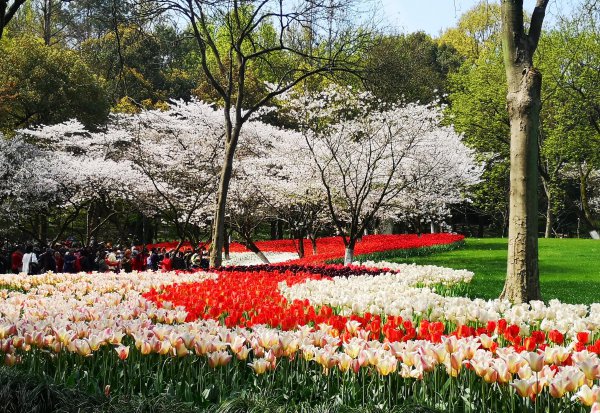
[
  {"xmin": 0, "ymin": 36, "xmax": 109, "ymax": 132},
  {"xmin": 440, "ymin": 2, "xmax": 502, "ymax": 61},
  {"xmin": 363, "ymin": 32, "xmax": 462, "ymax": 104},
  {"xmin": 80, "ymin": 24, "xmax": 196, "ymax": 108}
]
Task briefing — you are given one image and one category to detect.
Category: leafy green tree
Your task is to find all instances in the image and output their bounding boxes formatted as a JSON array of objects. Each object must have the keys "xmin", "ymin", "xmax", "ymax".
[
  {"xmin": 440, "ymin": 1, "xmax": 502, "ymax": 61},
  {"xmin": 363, "ymin": 32, "xmax": 462, "ymax": 104},
  {"xmin": 0, "ymin": 36, "xmax": 109, "ymax": 131},
  {"xmin": 0, "ymin": 0, "xmax": 27, "ymax": 39}
]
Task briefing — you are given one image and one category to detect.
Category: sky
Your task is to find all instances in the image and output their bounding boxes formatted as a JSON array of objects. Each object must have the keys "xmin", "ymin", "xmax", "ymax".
[{"xmin": 378, "ymin": 0, "xmax": 574, "ymax": 36}]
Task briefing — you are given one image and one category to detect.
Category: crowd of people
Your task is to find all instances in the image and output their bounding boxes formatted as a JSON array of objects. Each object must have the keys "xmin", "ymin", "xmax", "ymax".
[{"xmin": 0, "ymin": 242, "xmax": 209, "ymax": 275}]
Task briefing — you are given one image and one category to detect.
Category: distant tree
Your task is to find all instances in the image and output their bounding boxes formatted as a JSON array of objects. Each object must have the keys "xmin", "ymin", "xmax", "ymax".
[
  {"xmin": 440, "ymin": 2, "xmax": 502, "ymax": 60},
  {"xmin": 288, "ymin": 87, "xmax": 480, "ymax": 265},
  {"xmin": 364, "ymin": 32, "xmax": 462, "ymax": 104},
  {"xmin": 0, "ymin": 36, "xmax": 109, "ymax": 131}
]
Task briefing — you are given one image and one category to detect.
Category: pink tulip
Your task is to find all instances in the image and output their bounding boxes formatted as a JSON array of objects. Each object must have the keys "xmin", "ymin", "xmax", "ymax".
[
  {"xmin": 115, "ymin": 345, "xmax": 129, "ymax": 361},
  {"xmin": 248, "ymin": 359, "xmax": 270, "ymax": 374},
  {"xmin": 522, "ymin": 352, "xmax": 545, "ymax": 373},
  {"xmin": 511, "ymin": 378, "xmax": 534, "ymax": 398},
  {"xmin": 573, "ymin": 385, "xmax": 598, "ymax": 406}
]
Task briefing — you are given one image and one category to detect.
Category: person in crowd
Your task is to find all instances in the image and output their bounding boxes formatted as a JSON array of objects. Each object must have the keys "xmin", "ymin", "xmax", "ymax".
[
  {"xmin": 106, "ymin": 249, "xmax": 120, "ymax": 273},
  {"xmin": 149, "ymin": 249, "xmax": 159, "ymax": 271},
  {"xmin": 39, "ymin": 248, "xmax": 57, "ymax": 272},
  {"xmin": 160, "ymin": 252, "xmax": 173, "ymax": 271},
  {"xmin": 80, "ymin": 249, "xmax": 93, "ymax": 272},
  {"xmin": 96, "ymin": 251, "xmax": 109, "ymax": 272},
  {"xmin": 54, "ymin": 251, "xmax": 63, "ymax": 273},
  {"xmin": 73, "ymin": 250, "xmax": 82, "ymax": 272},
  {"xmin": 11, "ymin": 246, "xmax": 23, "ymax": 274},
  {"xmin": 190, "ymin": 249, "xmax": 202, "ymax": 269},
  {"xmin": 121, "ymin": 249, "xmax": 133, "ymax": 273},
  {"xmin": 198, "ymin": 245, "xmax": 210, "ymax": 269},
  {"xmin": 172, "ymin": 251, "xmax": 186, "ymax": 270},
  {"xmin": 62, "ymin": 251, "xmax": 76, "ymax": 273},
  {"xmin": 131, "ymin": 249, "xmax": 144, "ymax": 272},
  {"xmin": 22, "ymin": 245, "xmax": 38, "ymax": 275},
  {"xmin": 183, "ymin": 249, "xmax": 193, "ymax": 270}
]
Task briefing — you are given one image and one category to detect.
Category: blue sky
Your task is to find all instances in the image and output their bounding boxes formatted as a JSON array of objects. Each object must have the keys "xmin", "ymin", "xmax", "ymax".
[{"xmin": 379, "ymin": 0, "xmax": 573, "ymax": 36}]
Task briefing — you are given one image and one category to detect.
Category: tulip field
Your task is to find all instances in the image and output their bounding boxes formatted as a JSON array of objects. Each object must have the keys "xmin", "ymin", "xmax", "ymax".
[{"xmin": 0, "ymin": 235, "xmax": 599, "ymax": 412}]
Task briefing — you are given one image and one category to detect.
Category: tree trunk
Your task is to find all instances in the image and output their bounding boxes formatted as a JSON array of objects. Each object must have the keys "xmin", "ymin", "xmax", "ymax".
[
  {"xmin": 343, "ymin": 246, "xmax": 354, "ymax": 266},
  {"xmin": 224, "ymin": 230, "xmax": 230, "ymax": 261},
  {"xmin": 209, "ymin": 125, "xmax": 240, "ymax": 267},
  {"xmin": 501, "ymin": 69, "xmax": 542, "ymax": 303},
  {"xmin": 309, "ymin": 234, "xmax": 318, "ymax": 255},
  {"xmin": 296, "ymin": 231, "xmax": 305, "ymax": 259},
  {"xmin": 543, "ymin": 180, "xmax": 553, "ymax": 238},
  {"xmin": 39, "ymin": 214, "xmax": 49, "ymax": 247},
  {"xmin": 499, "ymin": 0, "xmax": 547, "ymax": 303},
  {"xmin": 579, "ymin": 167, "xmax": 600, "ymax": 231},
  {"xmin": 277, "ymin": 220, "xmax": 284, "ymax": 240},
  {"xmin": 244, "ymin": 238, "xmax": 270, "ymax": 264},
  {"xmin": 43, "ymin": 0, "xmax": 52, "ymax": 46}
]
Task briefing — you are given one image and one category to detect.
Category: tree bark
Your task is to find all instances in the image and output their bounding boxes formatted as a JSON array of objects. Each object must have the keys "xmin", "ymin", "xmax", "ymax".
[
  {"xmin": 343, "ymin": 246, "xmax": 354, "ymax": 266},
  {"xmin": 543, "ymin": 179, "xmax": 553, "ymax": 238},
  {"xmin": 295, "ymin": 231, "xmax": 305, "ymax": 259},
  {"xmin": 244, "ymin": 238, "xmax": 270, "ymax": 264},
  {"xmin": 309, "ymin": 234, "xmax": 318, "ymax": 255},
  {"xmin": 209, "ymin": 124, "xmax": 240, "ymax": 267},
  {"xmin": 499, "ymin": 0, "xmax": 548, "ymax": 303},
  {"xmin": 223, "ymin": 229, "xmax": 230, "ymax": 261}
]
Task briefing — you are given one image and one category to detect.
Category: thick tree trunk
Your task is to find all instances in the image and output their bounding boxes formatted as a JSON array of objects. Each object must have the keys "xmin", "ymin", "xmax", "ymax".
[
  {"xmin": 501, "ymin": 68, "xmax": 542, "ymax": 303},
  {"xmin": 343, "ymin": 246, "xmax": 354, "ymax": 266},
  {"xmin": 499, "ymin": 0, "xmax": 548, "ymax": 303}
]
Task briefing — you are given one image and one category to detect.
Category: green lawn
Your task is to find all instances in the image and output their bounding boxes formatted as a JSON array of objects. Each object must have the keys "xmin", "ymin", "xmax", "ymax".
[{"xmin": 388, "ymin": 238, "xmax": 600, "ymax": 305}]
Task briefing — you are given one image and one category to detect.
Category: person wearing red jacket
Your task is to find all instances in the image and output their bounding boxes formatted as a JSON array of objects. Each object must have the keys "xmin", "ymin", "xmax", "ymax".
[
  {"xmin": 11, "ymin": 247, "xmax": 23, "ymax": 273},
  {"xmin": 160, "ymin": 252, "xmax": 173, "ymax": 271},
  {"xmin": 131, "ymin": 249, "xmax": 144, "ymax": 272}
]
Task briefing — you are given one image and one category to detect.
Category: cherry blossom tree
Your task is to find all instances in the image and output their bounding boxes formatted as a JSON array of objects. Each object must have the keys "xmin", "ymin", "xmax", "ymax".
[
  {"xmin": 1, "ymin": 122, "xmax": 145, "ymax": 245},
  {"xmin": 148, "ymin": 0, "xmax": 370, "ymax": 267},
  {"xmin": 286, "ymin": 86, "xmax": 481, "ymax": 264}
]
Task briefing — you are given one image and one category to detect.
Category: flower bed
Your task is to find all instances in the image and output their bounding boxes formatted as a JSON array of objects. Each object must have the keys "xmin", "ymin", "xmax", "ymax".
[
  {"xmin": 0, "ymin": 263, "xmax": 598, "ymax": 412},
  {"xmin": 146, "ymin": 233, "xmax": 465, "ymax": 264}
]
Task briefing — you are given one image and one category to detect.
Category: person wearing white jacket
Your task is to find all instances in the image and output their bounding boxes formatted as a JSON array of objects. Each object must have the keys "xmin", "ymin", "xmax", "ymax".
[{"xmin": 21, "ymin": 245, "xmax": 38, "ymax": 274}]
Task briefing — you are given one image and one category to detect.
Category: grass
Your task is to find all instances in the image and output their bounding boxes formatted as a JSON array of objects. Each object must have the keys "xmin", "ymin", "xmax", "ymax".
[{"xmin": 387, "ymin": 237, "xmax": 600, "ymax": 305}]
